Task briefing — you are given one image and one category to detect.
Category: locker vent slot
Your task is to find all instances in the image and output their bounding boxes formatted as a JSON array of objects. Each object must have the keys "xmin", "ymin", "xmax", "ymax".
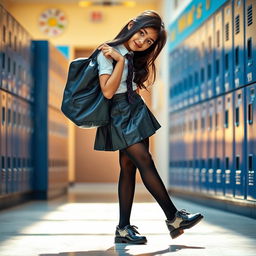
[
  {"xmin": 209, "ymin": 114, "xmax": 212, "ymax": 130},
  {"xmin": 247, "ymin": 5, "xmax": 253, "ymax": 26},
  {"xmin": 225, "ymin": 157, "xmax": 229, "ymax": 169},
  {"xmin": 201, "ymin": 68, "xmax": 205, "ymax": 82},
  {"xmin": 225, "ymin": 109, "xmax": 229, "ymax": 128},
  {"xmin": 216, "ymin": 59, "xmax": 220, "ymax": 75},
  {"xmin": 247, "ymin": 38, "xmax": 252, "ymax": 59},
  {"xmin": 207, "ymin": 64, "xmax": 212, "ymax": 80},
  {"xmin": 235, "ymin": 46, "xmax": 239, "ymax": 66},
  {"xmin": 216, "ymin": 30, "xmax": 220, "ymax": 48},
  {"xmin": 2, "ymin": 107, "xmax": 5, "ymax": 125},
  {"xmin": 8, "ymin": 31, "xmax": 11, "ymax": 48},
  {"xmin": 235, "ymin": 106, "xmax": 240, "ymax": 126},
  {"xmin": 194, "ymin": 118, "xmax": 198, "ymax": 131},
  {"xmin": 248, "ymin": 103, "xmax": 253, "ymax": 124},
  {"xmin": 216, "ymin": 158, "xmax": 220, "ymax": 169},
  {"xmin": 2, "ymin": 53, "xmax": 5, "ymax": 69},
  {"xmin": 7, "ymin": 157, "xmax": 11, "ymax": 169},
  {"xmin": 201, "ymin": 117, "xmax": 205, "ymax": 130},
  {"xmin": 13, "ymin": 111, "xmax": 16, "ymax": 125},
  {"xmin": 225, "ymin": 53, "xmax": 229, "ymax": 70},
  {"xmin": 3, "ymin": 25, "xmax": 6, "ymax": 42},
  {"xmin": 195, "ymin": 72, "xmax": 199, "ymax": 86},
  {"xmin": 13, "ymin": 61, "xmax": 16, "ymax": 75},
  {"xmin": 208, "ymin": 158, "xmax": 213, "ymax": 168},
  {"xmin": 248, "ymin": 155, "xmax": 253, "ymax": 170},
  {"xmin": 7, "ymin": 108, "xmax": 11, "ymax": 125},
  {"xmin": 1, "ymin": 157, "xmax": 5, "ymax": 168},
  {"xmin": 14, "ymin": 36, "xmax": 17, "ymax": 51},
  {"xmin": 7, "ymin": 57, "xmax": 10, "ymax": 73},
  {"xmin": 236, "ymin": 156, "xmax": 240, "ymax": 170},
  {"xmin": 215, "ymin": 112, "xmax": 219, "ymax": 128},
  {"xmin": 235, "ymin": 15, "xmax": 240, "ymax": 34},
  {"xmin": 225, "ymin": 22, "xmax": 229, "ymax": 41}
]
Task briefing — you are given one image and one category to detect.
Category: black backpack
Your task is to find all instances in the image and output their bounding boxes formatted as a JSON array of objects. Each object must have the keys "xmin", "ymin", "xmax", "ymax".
[{"xmin": 61, "ymin": 49, "xmax": 110, "ymax": 128}]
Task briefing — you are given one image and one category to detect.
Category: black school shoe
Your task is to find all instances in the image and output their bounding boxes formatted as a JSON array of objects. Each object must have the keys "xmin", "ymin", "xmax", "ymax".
[
  {"xmin": 115, "ymin": 225, "xmax": 147, "ymax": 244},
  {"xmin": 165, "ymin": 209, "xmax": 203, "ymax": 239}
]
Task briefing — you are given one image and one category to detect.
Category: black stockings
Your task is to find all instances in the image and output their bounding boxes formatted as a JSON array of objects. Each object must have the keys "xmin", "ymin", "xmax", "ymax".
[{"xmin": 118, "ymin": 138, "xmax": 177, "ymax": 228}]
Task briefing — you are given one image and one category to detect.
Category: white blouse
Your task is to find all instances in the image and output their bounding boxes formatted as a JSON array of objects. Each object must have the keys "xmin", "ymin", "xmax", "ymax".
[{"xmin": 97, "ymin": 44, "xmax": 137, "ymax": 94}]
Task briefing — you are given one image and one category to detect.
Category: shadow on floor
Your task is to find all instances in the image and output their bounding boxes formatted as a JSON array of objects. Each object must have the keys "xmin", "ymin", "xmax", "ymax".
[{"xmin": 39, "ymin": 244, "xmax": 206, "ymax": 256}]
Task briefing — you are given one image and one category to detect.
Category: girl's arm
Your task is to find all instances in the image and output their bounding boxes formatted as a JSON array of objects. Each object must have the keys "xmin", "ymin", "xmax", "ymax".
[{"xmin": 98, "ymin": 44, "xmax": 125, "ymax": 99}]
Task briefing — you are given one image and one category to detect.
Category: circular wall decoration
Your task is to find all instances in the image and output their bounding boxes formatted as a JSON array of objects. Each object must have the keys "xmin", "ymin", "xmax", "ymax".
[{"xmin": 38, "ymin": 8, "xmax": 67, "ymax": 36}]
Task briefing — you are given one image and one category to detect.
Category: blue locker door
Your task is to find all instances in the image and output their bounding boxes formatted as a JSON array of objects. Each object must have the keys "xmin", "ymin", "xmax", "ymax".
[
  {"xmin": 193, "ymin": 104, "xmax": 201, "ymax": 191},
  {"xmin": 223, "ymin": 1, "xmax": 234, "ymax": 92},
  {"xmin": 214, "ymin": 8, "xmax": 224, "ymax": 96},
  {"xmin": 168, "ymin": 112, "xmax": 173, "ymax": 186},
  {"xmin": 200, "ymin": 103, "xmax": 208, "ymax": 192},
  {"xmin": 1, "ymin": 8, "xmax": 8, "ymax": 90},
  {"xmin": 188, "ymin": 34, "xmax": 195, "ymax": 106},
  {"xmin": 206, "ymin": 17, "xmax": 215, "ymax": 99},
  {"xmin": 199, "ymin": 25, "xmax": 207, "ymax": 101},
  {"xmin": 183, "ymin": 43, "xmax": 189, "ymax": 108},
  {"xmin": 234, "ymin": 88, "xmax": 247, "ymax": 199},
  {"xmin": 207, "ymin": 99, "xmax": 216, "ymax": 194},
  {"xmin": 246, "ymin": 83, "xmax": 256, "ymax": 200},
  {"xmin": 215, "ymin": 96, "xmax": 225, "ymax": 196},
  {"xmin": 187, "ymin": 107, "xmax": 194, "ymax": 190},
  {"xmin": 16, "ymin": 98, "xmax": 22, "ymax": 192},
  {"xmin": 0, "ymin": 6, "xmax": 3, "ymax": 88},
  {"xmin": 12, "ymin": 96, "xmax": 18, "ymax": 192},
  {"xmin": 245, "ymin": 0, "xmax": 256, "ymax": 84},
  {"xmin": 224, "ymin": 92, "xmax": 235, "ymax": 197},
  {"xmin": 169, "ymin": 112, "xmax": 176, "ymax": 187},
  {"xmin": 234, "ymin": 0, "xmax": 246, "ymax": 88},
  {"xmin": 6, "ymin": 93, "xmax": 13, "ymax": 193},
  {"xmin": 6, "ymin": 12, "xmax": 14, "ymax": 93},
  {"xmin": 177, "ymin": 110, "xmax": 184, "ymax": 187},
  {"xmin": 0, "ymin": 90, "xmax": 7, "ymax": 195},
  {"xmin": 194, "ymin": 30, "xmax": 200, "ymax": 103}
]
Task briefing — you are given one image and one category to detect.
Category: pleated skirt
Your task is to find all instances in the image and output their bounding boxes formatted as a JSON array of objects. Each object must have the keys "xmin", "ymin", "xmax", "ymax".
[{"xmin": 94, "ymin": 92, "xmax": 161, "ymax": 151}]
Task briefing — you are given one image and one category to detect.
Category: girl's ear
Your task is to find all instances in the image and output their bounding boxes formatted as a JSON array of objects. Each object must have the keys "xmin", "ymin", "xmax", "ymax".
[{"xmin": 127, "ymin": 20, "xmax": 134, "ymax": 30}]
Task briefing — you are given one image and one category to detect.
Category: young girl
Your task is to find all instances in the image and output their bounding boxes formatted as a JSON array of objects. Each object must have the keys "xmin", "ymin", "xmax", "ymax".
[{"xmin": 94, "ymin": 10, "xmax": 203, "ymax": 244}]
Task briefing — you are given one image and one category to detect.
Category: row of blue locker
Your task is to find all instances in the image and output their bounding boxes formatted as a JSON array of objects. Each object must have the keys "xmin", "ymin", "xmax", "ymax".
[
  {"xmin": 169, "ymin": 83, "xmax": 256, "ymax": 201},
  {"xmin": 169, "ymin": 0, "xmax": 256, "ymax": 112},
  {"xmin": 0, "ymin": 5, "xmax": 34, "ymax": 101},
  {"xmin": 0, "ymin": 89, "xmax": 34, "ymax": 195}
]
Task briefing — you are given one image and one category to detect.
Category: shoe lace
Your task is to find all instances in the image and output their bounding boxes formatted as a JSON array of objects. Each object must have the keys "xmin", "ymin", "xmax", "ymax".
[
  {"xmin": 127, "ymin": 225, "xmax": 140, "ymax": 235},
  {"xmin": 179, "ymin": 209, "xmax": 190, "ymax": 215}
]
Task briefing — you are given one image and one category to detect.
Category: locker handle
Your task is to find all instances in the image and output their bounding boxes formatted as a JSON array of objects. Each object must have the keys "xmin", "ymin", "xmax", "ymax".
[{"xmin": 248, "ymin": 103, "xmax": 253, "ymax": 125}]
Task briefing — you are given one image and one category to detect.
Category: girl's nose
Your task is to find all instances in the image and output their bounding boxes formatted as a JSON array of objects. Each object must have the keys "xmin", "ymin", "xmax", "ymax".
[{"xmin": 138, "ymin": 38, "xmax": 144, "ymax": 46}]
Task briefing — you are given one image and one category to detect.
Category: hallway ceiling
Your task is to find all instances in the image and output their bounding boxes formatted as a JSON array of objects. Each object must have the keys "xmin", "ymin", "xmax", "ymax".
[{"xmin": 9, "ymin": 0, "xmax": 157, "ymax": 4}]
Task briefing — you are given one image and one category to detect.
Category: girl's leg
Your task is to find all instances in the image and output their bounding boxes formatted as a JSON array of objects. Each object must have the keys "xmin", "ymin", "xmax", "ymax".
[
  {"xmin": 118, "ymin": 149, "xmax": 137, "ymax": 228},
  {"xmin": 123, "ymin": 138, "xmax": 177, "ymax": 221}
]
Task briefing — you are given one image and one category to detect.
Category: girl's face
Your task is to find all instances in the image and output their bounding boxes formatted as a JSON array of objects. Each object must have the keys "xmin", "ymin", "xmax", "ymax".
[{"xmin": 124, "ymin": 27, "xmax": 158, "ymax": 52}]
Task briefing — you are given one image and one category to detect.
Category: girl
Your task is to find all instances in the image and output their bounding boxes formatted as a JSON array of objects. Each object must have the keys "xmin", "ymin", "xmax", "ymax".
[{"xmin": 94, "ymin": 10, "xmax": 203, "ymax": 244}]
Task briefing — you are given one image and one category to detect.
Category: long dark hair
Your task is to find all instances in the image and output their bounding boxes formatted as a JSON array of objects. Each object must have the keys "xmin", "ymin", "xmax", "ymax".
[{"xmin": 107, "ymin": 10, "xmax": 167, "ymax": 89}]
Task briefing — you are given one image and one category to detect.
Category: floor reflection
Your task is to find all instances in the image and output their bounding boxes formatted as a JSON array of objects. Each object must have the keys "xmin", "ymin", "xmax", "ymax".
[{"xmin": 39, "ymin": 244, "xmax": 205, "ymax": 256}]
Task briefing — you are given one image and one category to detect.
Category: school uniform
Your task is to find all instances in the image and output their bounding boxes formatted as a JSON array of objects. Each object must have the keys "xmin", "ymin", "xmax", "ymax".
[{"xmin": 94, "ymin": 44, "xmax": 161, "ymax": 151}]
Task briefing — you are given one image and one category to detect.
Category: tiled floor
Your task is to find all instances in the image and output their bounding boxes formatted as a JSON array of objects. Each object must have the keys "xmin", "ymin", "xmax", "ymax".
[{"xmin": 0, "ymin": 184, "xmax": 255, "ymax": 256}]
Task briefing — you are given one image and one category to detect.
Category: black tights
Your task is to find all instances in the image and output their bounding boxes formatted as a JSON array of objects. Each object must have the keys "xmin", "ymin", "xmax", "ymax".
[{"xmin": 118, "ymin": 138, "xmax": 177, "ymax": 228}]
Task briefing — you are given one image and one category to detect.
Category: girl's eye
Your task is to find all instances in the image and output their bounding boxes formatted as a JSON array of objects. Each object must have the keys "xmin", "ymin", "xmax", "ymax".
[
  {"xmin": 140, "ymin": 30, "xmax": 144, "ymax": 36},
  {"xmin": 147, "ymin": 40, "xmax": 152, "ymax": 45}
]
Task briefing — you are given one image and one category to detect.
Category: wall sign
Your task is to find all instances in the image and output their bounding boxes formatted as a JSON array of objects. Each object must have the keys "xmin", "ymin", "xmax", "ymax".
[{"xmin": 38, "ymin": 8, "xmax": 67, "ymax": 36}]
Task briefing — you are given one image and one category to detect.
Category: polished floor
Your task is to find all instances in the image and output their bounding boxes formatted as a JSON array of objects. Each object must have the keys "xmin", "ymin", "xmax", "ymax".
[{"xmin": 0, "ymin": 183, "xmax": 255, "ymax": 256}]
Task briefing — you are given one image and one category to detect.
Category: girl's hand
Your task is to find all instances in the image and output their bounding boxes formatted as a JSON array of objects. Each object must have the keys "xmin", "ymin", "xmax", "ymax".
[{"xmin": 98, "ymin": 43, "xmax": 124, "ymax": 62}]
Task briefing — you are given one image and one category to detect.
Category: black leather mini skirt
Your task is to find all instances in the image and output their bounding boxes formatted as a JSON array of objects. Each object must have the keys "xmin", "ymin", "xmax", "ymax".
[{"xmin": 94, "ymin": 92, "xmax": 161, "ymax": 151}]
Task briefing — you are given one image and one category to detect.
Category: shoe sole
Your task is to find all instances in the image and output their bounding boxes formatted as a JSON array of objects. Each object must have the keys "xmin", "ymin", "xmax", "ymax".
[
  {"xmin": 115, "ymin": 236, "xmax": 147, "ymax": 244},
  {"xmin": 170, "ymin": 215, "xmax": 204, "ymax": 239}
]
